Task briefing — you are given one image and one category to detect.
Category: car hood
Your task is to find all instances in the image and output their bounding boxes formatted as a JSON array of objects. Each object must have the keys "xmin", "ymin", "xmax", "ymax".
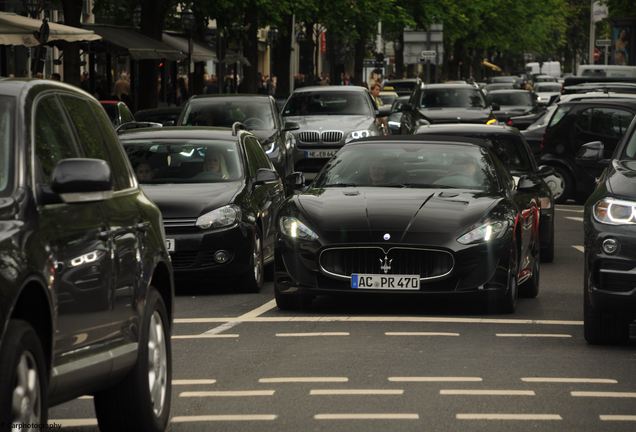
[
  {"xmin": 418, "ymin": 108, "xmax": 492, "ymax": 124},
  {"xmin": 294, "ymin": 187, "xmax": 500, "ymax": 244},
  {"xmin": 606, "ymin": 160, "xmax": 636, "ymax": 198},
  {"xmin": 141, "ymin": 182, "xmax": 243, "ymax": 219},
  {"xmin": 284, "ymin": 115, "xmax": 374, "ymax": 131}
]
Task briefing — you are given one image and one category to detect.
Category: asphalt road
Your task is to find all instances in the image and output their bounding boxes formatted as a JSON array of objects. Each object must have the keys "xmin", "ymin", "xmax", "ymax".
[{"xmin": 50, "ymin": 204, "xmax": 636, "ymax": 432}]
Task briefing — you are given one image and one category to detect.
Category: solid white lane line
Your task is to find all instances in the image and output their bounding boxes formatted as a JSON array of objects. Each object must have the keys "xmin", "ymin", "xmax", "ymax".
[
  {"xmin": 172, "ymin": 334, "xmax": 239, "ymax": 339},
  {"xmin": 522, "ymin": 377, "xmax": 617, "ymax": 384},
  {"xmin": 389, "ymin": 377, "xmax": 483, "ymax": 383},
  {"xmin": 173, "ymin": 379, "xmax": 217, "ymax": 385},
  {"xmin": 52, "ymin": 419, "xmax": 98, "ymax": 427},
  {"xmin": 260, "ymin": 377, "xmax": 348, "ymax": 383},
  {"xmin": 171, "ymin": 415, "xmax": 277, "ymax": 422},
  {"xmin": 310, "ymin": 389, "xmax": 404, "ymax": 396},
  {"xmin": 202, "ymin": 299, "xmax": 277, "ymax": 335},
  {"xmin": 565, "ymin": 216, "xmax": 584, "ymax": 222},
  {"xmin": 180, "ymin": 390, "xmax": 275, "ymax": 397},
  {"xmin": 315, "ymin": 413, "xmax": 419, "ymax": 420},
  {"xmin": 572, "ymin": 245, "xmax": 585, "ymax": 253},
  {"xmin": 441, "ymin": 390, "xmax": 535, "ymax": 396},
  {"xmin": 275, "ymin": 332, "xmax": 349, "ymax": 337},
  {"xmin": 457, "ymin": 413, "xmax": 562, "ymax": 421},
  {"xmin": 600, "ymin": 415, "xmax": 636, "ymax": 422},
  {"xmin": 385, "ymin": 332, "xmax": 460, "ymax": 337},
  {"xmin": 496, "ymin": 333, "xmax": 572, "ymax": 338},
  {"xmin": 175, "ymin": 316, "xmax": 582, "ymax": 325},
  {"xmin": 571, "ymin": 391, "xmax": 636, "ymax": 398}
]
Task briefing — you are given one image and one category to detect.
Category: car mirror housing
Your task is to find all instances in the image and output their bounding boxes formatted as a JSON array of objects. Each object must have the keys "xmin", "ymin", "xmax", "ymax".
[
  {"xmin": 576, "ymin": 141, "xmax": 606, "ymax": 167},
  {"xmin": 51, "ymin": 158, "xmax": 113, "ymax": 203},
  {"xmin": 283, "ymin": 121, "xmax": 300, "ymax": 132},
  {"xmin": 254, "ymin": 168, "xmax": 279, "ymax": 186},
  {"xmin": 286, "ymin": 172, "xmax": 305, "ymax": 190}
]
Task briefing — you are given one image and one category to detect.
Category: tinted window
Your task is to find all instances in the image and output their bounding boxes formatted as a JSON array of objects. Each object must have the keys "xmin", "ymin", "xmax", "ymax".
[
  {"xmin": 0, "ymin": 96, "xmax": 14, "ymax": 195},
  {"xmin": 486, "ymin": 135, "xmax": 532, "ymax": 171},
  {"xmin": 547, "ymin": 105, "xmax": 571, "ymax": 127},
  {"xmin": 589, "ymin": 108, "xmax": 634, "ymax": 138},
  {"xmin": 314, "ymin": 144, "xmax": 499, "ymax": 191},
  {"xmin": 420, "ymin": 88, "xmax": 486, "ymax": 108},
  {"xmin": 182, "ymin": 98, "xmax": 276, "ymax": 129},
  {"xmin": 625, "ymin": 127, "xmax": 636, "ymax": 159},
  {"xmin": 488, "ymin": 92, "xmax": 533, "ymax": 107},
  {"xmin": 120, "ymin": 104, "xmax": 135, "ymax": 123},
  {"xmin": 122, "ymin": 139, "xmax": 243, "ymax": 183},
  {"xmin": 283, "ymin": 91, "xmax": 371, "ymax": 116},
  {"xmin": 244, "ymin": 136, "xmax": 273, "ymax": 173},
  {"xmin": 34, "ymin": 96, "xmax": 80, "ymax": 185}
]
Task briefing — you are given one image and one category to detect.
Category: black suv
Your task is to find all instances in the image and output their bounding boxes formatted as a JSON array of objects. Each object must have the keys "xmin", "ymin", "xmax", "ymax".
[
  {"xmin": 540, "ymin": 98, "xmax": 636, "ymax": 203},
  {"xmin": 580, "ymin": 117, "xmax": 636, "ymax": 344},
  {"xmin": 0, "ymin": 80, "xmax": 174, "ymax": 431}
]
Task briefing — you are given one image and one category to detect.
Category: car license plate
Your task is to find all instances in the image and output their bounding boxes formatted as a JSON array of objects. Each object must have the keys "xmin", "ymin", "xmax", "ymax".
[
  {"xmin": 165, "ymin": 238, "xmax": 175, "ymax": 252},
  {"xmin": 351, "ymin": 274, "xmax": 420, "ymax": 290},
  {"xmin": 305, "ymin": 150, "xmax": 338, "ymax": 159}
]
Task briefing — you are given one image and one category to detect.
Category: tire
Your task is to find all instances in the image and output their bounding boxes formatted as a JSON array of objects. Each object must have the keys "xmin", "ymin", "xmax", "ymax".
[
  {"xmin": 520, "ymin": 250, "xmax": 540, "ymax": 298},
  {"xmin": 94, "ymin": 288, "xmax": 172, "ymax": 432},
  {"xmin": 240, "ymin": 228, "xmax": 264, "ymax": 293},
  {"xmin": 584, "ymin": 283, "xmax": 627, "ymax": 345},
  {"xmin": 497, "ymin": 245, "xmax": 519, "ymax": 313},
  {"xmin": 0, "ymin": 320, "xmax": 48, "ymax": 432},
  {"xmin": 548, "ymin": 165, "xmax": 574, "ymax": 204}
]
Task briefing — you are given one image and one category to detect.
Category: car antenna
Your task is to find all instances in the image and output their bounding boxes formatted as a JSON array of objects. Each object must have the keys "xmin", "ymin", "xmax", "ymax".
[{"xmin": 232, "ymin": 122, "xmax": 246, "ymax": 136}]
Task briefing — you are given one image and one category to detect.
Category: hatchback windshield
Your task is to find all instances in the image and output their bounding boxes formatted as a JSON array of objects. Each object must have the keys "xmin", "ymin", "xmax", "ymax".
[
  {"xmin": 181, "ymin": 99, "xmax": 276, "ymax": 130},
  {"xmin": 122, "ymin": 139, "xmax": 243, "ymax": 183},
  {"xmin": 420, "ymin": 88, "xmax": 486, "ymax": 108},
  {"xmin": 488, "ymin": 92, "xmax": 534, "ymax": 106},
  {"xmin": 283, "ymin": 92, "xmax": 371, "ymax": 116},
  {"xmin": 314, "ymin": 143, "xmax": 498, "ymax": 191},
  {"xmin": 0, "ymin": 96, "xmax": 14, "ymax": 195}
]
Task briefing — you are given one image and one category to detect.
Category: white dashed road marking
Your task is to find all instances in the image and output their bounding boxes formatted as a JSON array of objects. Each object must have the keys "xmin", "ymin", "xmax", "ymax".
[
  {"xmin": 173, "ymin": 379, "xmax": 217, "ymax": 385},
  {"xmin": 571, "ymin": 391, "xmax": 636, "ymax": 398},
  {"xmin": 314, "ymin": 413, "xmax": 419, "ymax": 420},
  {"xmin": 179, "ymin": 390, "xmax": 275, "ymax": 397},
  {"xmin": 496, "ymin": 333, "xmax": 572, "ymax": 338},
  {"xmin": 556, "ymin": 207, "xmax": 584, "ymax": 213},
  {"xmin": 600, "ymin": 415, "xmax": 636, "ymax": 422},
  {"xmin": 441, "ymin": 389, "xmax": 535, "ymax": 396},
  {"xmin": 389, "ymin": 377, "xmax": 483, "ymax": 383},
  {"xmin": 172, "ymin": 334, "xmax": 239, "ymax": 339},
  {"xmin": 522, "ymin": 377, "xmax": 617, "ymax": 384},
  {"xmin": 310, "ymin": 389, "xmax": 404, "ymax": 396},
  {"xmin": 385, "ymin": 332, "xmax": 460, "ymax": 337},
  {"xmin": 259, "ymin": 377, "xmax": 349, "ymax": 383},
  {"xmin": 202, "ymin": 299, "xmax": 277, "ymax": 336},
  {"xmin": 565, "ymin": 216, "xmax": 584, "ymax": 222},
  {"xmin": 171, "ymin": 414, "xmax": 278, "ymax": 422},
  {"xmin": 456, "ymin": 413, "xmax": 562, "ymax": 421},
  {"xmin": 276, "ymin": 332, "xmax": 350, "ymax": 337}
]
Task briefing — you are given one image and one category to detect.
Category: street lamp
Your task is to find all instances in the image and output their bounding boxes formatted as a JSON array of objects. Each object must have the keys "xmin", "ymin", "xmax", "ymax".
[{"xmin": 181, "ymin": 7, "xmax": 196, "ymax": 90}]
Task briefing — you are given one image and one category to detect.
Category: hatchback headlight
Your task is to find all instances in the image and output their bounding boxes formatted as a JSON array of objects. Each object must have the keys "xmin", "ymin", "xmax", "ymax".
[
  {"xmin": 345, "ymin": 129, "xmax": 378, "ymax": 143},
  {"xmin": 279, "ymin": 216, "xmax": 319, "ymax": 241},
  {"xmin": 457, "ymin": 221, "xmax": 509, "ymax": 245},
  {"xmin": 196, "ymin": 205, "xmax": 241, "ymax": 230},
  {"xmin": 593, "ymin": 198, "xmax": 636, "ymax": 225}
]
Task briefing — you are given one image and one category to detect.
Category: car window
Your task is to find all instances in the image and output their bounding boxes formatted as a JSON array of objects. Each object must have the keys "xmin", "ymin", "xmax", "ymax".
[
  {"xmin": 486, "ymin": 135, "xmax": 533, "ymax": 172},
  {"xmin": 625, "ymin": 127, "xmax": 636, "ymax": 159},
  {"xmin": 574, "ymin": 107, "xmax": 593, "ymax": 132},
  {"xmin": 283, "ymin": 92, "xmax": 371, "ymax": 116},
  {"xmin": 33, "ymin": 95, "xmax": 81, "ymax": 185},
  {"xmin": 120, "ymin": 103, "xmax": 135, "ymax": 123},
  {"xmin": 589, "ymin": 108, "xmax": 634, "ymax": 138},
  {"xmin": 122, "ymin": 139, "xmax": 243, "ymax": 183},
  {"xmin": 548, "ymin": 104, "xmax": 571, "ymax": 127},
  {"xmin": 420, "ymin": 88, "xmax": 486, "ymax": 108},
  {"xmin": 0, "ymin": 96, "xmax": 14, "ymax": 195},
  {"xmin": 244, "ymin": 136, "xmax": 273, "ymax": 173},
  {"xmin": 181, "ymin": 98, "xmax": 276, "ymax": 130}
]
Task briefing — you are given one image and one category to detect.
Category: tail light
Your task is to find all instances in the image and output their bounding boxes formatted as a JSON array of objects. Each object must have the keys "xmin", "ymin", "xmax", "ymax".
[{"xmin": 506, "ymin": 119, "xmax": 513, "ymax": 126}]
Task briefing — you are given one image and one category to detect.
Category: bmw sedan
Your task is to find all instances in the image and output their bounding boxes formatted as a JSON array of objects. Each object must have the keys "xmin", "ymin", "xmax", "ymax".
[{"xmin": 274, "ymin": 136, "xmax": 541, "ymax": 312}]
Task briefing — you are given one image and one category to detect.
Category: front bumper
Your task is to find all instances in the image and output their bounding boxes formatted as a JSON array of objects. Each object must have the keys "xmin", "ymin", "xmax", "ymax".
[{"xmin": 275, "ymin": 236, "xmax": 512, "ymax": 296}]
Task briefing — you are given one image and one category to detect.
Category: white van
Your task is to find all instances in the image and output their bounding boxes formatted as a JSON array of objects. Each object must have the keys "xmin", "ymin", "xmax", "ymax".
[
  {"xmin": 525, "ymin": 61, "xmax": 562, "ymax": 78},
  {"xmin": 577, "ymin": 64, "xmax": 636, "ymax": 78}
]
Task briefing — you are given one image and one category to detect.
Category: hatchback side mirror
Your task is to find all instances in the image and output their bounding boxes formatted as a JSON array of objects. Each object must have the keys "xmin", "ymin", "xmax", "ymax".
[
  {"xmin": 576, "ymin": 141, "xmax": 609, "ymax": 167},
  {"xmin": 51, "ymin": 158, "xmax": 113, "ymax": 203},
  {"xmin": 254, "ymin": 168, "xmax": 279, "ymax": 186}
]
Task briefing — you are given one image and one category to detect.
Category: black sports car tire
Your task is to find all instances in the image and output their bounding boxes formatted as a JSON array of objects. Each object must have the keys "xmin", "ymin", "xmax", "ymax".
[
  {"xmin": 94, "ymin": 287, "xmax": 172, "ymax": 432},
  {"xmin": 240, "ymin": 228, "xmax": 264, "ymax": 293},
  {"xmin": 497, "ymin": 246, "xmax": 519, "ymax": 313},
  {"xmin": 0, "ymin": 320, "xmax": 48, "ymax": 431}
]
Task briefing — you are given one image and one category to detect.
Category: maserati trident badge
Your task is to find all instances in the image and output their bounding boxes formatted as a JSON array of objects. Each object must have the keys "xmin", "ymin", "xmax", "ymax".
[
  {"xmin": 379, "ymin": 255, "xmax": 393, "ymax": 274},
  {"xmin": 383, "ymin": 233, "xmax": 390, "ymax": 241}
]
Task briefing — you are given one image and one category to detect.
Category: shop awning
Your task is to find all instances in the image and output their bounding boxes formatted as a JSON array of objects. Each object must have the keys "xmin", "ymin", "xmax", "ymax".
[
  {"xmin": 0, "ymin": 12, "xmax": 101, "ymax": 47},
  {"xmin": 481, "ymin": 59, "xmax": 502, "ymax": 73},
  {"xmin": 84, "ymin": 24, "xmax": 184, "ymax": 61},
  {"xmin": 162, "ymin": 32, "xmax": 216, "ymax": 63}
]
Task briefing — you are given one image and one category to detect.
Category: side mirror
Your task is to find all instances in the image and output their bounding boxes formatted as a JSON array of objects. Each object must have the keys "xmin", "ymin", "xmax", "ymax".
[
  {"xmin": 254, "ymin": 168, "xmax": 279, "ymax": 186},
  {"xmin": 537, "ymin": 165, "xmax": 555, "ymax": 176},
  {"xmin": 517, "ymin": 175, "xmax": 539, "ymax": 191},
  {"xmin": 376, "ymin": 105, "xmax": 392, "ymax": 118},
  {"xmin": 576, "ymin": 141, "xmax": 608, "ymax": 167},
  {"xmin": 491, "ymin": 103, "xmax": 501, "ymax": 111},
  {"xmin": 51, "ymin": 158, "xmax": 113, "ymax": 203},
  {"xmin": 286, "ymin": 172, "xmax": 305, "ymax": 190},
  {"xmin": 283, "ymin": 121, "xmax": 300, "ymax": 132}
]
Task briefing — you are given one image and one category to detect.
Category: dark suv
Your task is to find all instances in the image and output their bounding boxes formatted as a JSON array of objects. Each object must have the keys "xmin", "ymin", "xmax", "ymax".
[
  {"xmin": 0, "ymin": 80, "xmax": 174, "ymax": 431},
  {"xmin": 540, "ymin": 98, "xmax": 636, "ymax": 203}
]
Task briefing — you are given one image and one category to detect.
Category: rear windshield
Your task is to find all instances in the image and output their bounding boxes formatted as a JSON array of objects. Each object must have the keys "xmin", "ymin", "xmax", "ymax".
[
  {"xmin": 283, "ymin": 91, "xmax": 371, "ymax": 116},
  {"xmin": 122, "ymin": 139, "xmax": 243, "ymax": 184},
  {"xmin": 181, "ymin": 99, "xmax": 275, "ymax": 130},
  {"xmin": 420, "ymin": 88, "xmax": 486, "ymax": 108},
  {"xmin": 0, "ymin": 96, "xmax": 14, "ymax": 195},
  {"xmin": 488, "ymin": 92, "xmax": 533, "ymax": 106}
]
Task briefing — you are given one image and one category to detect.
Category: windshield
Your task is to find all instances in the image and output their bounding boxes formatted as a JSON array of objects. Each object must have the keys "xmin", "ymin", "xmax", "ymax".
[
  {"xmin": 420, "ymin": 88, "xmax": 486, "ymax": 108},
  {"xmin": 0, "ymin": 96, "xmax": 14, "ymax": 195},
  {"xmin": 313, "ymin": 143, "xmax": 499, "ymax": 191},
  {"xmin": 535, "ymin": 83, "xmax": 561, "ymax": 92},
  {"xmin": 181, "ymin": 99, "xmax": 276, "ymax": 130},
  {"xmin": 488, "ymin": 92, "xmax": 533, "ymax": 106},
  {"xmin": 122, "ymin": 139, "xmax": 243, "ymax": 184},
  {"xmin": 283, "ymin": 91, "xmax": 371, "ymax": 116},
  {"xmin": 625, "ymin": 128, "xmax": 636, "ymax": 160}
]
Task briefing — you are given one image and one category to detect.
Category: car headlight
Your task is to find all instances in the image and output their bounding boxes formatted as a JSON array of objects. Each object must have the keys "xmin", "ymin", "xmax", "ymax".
[
  {"xmin": 593, "ymin": 198, "xmax": 636, "ymax": 225},
  {"xmin": 279, "ymin": 216, "xmax": 319, "ymax": 241},
  {"xmin": 196, "ymin": 205, "xmax": 241, "ymax": 230},
  {"xmin": 457, "ymin": 221, "xmax": 509, "ymax": 245},
  {"xmin": 345, "ymin": 129, "xmax": 378, "ymax": 143}
]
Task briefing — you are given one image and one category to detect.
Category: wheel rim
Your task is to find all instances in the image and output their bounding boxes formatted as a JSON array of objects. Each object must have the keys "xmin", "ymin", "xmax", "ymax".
[
  {"xmin": 253, "ymin": 235, "xmax": 263, "ymax": 283},
  {"xmin": 11, "ymin": 351, "xmax": 41, "ymax": 429},
  {"xmin": 147, "ymin": 311, "xmax": 168, "ymax": 417},
  {"xmin": 545, "ymin": 172, "xmax": 565, "ymax": 200}
]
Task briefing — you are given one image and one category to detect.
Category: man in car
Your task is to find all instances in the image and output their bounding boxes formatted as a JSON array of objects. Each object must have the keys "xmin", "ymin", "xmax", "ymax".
[{"xmin": 370, "ymin": 83, "xmax": 388, "ymax": 133}]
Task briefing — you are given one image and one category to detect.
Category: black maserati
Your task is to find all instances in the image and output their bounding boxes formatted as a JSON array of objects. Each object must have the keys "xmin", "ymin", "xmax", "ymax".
[{"xmin": 274, "ymin": 136, "xmax": 542, "ymax": 313}]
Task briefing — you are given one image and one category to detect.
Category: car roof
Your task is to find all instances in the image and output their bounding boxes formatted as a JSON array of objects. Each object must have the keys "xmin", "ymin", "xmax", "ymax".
[
  {"xmin": 350, "ymin": 134, "xmax": 491, "ymax": 149},
  {"xmin": 118, "ymin": 126, "xmax": 241, "ymax": 141},
  {"xmin": 189, "ymin": 94, "xmax": 272, "ymax": 101},
  {"xmin": 487, "ymin": 89, "xmax": 530, "ymax": 94},
  {"xmin": 422, "ymin": 83, "xmax": 478, "ymax": 90},
  {"xmin": 416, "ymin": 124, "xmax": 521, "ymax": 136},
  {"xmin": 291, "ymin": 85, "xmax": 368, "ymax": 93},
  {"xmin": 560, "ymin": 98, "xmax": 636, "ymax": 108}
]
